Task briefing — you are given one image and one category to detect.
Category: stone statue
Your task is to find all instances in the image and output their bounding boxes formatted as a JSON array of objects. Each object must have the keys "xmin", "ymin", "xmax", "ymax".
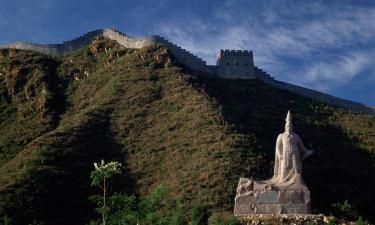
[
  {"xmin": 270, "ymin": 111, "xmax": 313, "ymax": 186},
  {"xmin": 234, "ymin": 111, "xmax": 314, "ymax": 215}
]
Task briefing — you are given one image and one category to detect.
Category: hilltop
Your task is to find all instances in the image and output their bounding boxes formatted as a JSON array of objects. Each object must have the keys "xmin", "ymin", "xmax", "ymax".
[
  {"xmin": 1, "ymin": 28, "xmax": 374, "ymax": 114},
  {"xmin": 0, "ymin": 37, "xmax": 374, "ymax": 224}
]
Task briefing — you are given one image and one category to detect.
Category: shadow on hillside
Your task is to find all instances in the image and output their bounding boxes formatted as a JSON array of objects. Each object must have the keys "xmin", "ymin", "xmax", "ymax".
[
  {"xmin": 0, "ymin": 109, "xmax": 135, "ymax": 225},
  {"xmin": 193, "ymin": 76, "xmax": 375, "ymax": 222}
]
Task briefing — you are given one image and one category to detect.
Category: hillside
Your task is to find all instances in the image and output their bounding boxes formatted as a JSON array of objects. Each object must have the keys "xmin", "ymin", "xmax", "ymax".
[{"xmin": 0, "ymin": 37, "xmax": 374, "ymax": 225}]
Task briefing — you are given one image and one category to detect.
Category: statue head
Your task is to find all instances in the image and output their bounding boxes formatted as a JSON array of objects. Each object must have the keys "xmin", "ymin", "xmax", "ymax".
[{"xmin": 285, "ymin": 110, "xmax": 293, "ymax": 134}]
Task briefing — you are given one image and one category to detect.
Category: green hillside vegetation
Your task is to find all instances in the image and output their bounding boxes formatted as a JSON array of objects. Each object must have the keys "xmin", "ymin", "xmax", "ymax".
[{"xmin": 0, "ymin": 37, "xmax": 374, "ymax": 224}]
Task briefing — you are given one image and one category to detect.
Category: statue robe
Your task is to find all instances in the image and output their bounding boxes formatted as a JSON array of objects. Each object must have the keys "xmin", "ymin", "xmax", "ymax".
[{"xmin": 272, "ymin": 132, "xmax": 313, "ymax": 186}]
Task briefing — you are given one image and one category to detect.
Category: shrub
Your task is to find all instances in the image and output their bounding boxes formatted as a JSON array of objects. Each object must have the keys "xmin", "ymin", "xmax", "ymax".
[
  {"xmin": 355, "ymin": 216, "xmax": 368, "ymax": 225},
  {"xmin": 192, "ymin": 204, "xmax": 209, "ymax": 225},
  {"xmin": 331, "ymin": 200, "xmax": 358, "ymax": 220},
  {"xmin": 170, "ymin": 209, "xmax": 188, "ymax": 225},
  {"xmin": 210, "ymin": 215, "xmax": 239, "ymax": 225}
]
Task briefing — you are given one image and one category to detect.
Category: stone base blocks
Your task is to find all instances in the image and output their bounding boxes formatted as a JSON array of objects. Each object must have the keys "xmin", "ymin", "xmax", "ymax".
[
  {"xmin": 239, "ymin": 214, "xmax": 327, "ymax": 225},
  {"xmin": 234, "ymin": 178, "xmax": 311, "ymax": 215}
]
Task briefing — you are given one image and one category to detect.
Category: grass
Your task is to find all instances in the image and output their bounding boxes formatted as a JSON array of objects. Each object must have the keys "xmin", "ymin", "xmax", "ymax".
[{"xmin": 0, "ymin": 37, "xmax": 374, "ymax": 224}]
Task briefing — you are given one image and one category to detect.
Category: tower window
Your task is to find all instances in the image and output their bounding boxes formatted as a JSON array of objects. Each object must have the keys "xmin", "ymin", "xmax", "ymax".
[
  {"xmin": 245, "ymin": 63, "xmax": 248, "ymax": 66},
  {"xmin": 235, "ymin": 62, "xmax": 239, "ymax": 66},
  {"xmin": 226, "ymin": 62, "xmax": 230, "ymax": 66}
]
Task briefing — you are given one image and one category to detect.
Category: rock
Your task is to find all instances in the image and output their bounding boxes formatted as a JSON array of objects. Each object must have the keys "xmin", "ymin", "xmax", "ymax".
[{"xmin": 238, "ymin": 214, "xmax": 326, "ymax": 225}]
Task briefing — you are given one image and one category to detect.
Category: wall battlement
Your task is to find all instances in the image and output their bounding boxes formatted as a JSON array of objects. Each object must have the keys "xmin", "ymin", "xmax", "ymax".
[
  {"xmin": 220, "ymin": 49, "xmax": 252, "ymax": 55},
  {"xmin": 0, "ymin": 28, "xmax": 373, "ymax": 113}
]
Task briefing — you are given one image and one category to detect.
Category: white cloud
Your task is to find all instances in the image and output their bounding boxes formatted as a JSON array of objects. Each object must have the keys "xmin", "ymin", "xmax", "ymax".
[
  {"xmin": 302, "ymin": 51, "xmax": 372, "ymax": 83},
  {"xmin": 154, "ymin": 0, "xmax": 375, "ymax": 95}
]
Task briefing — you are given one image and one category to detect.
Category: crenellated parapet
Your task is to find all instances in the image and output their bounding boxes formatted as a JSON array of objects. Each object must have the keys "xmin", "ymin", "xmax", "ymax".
[
  {"xmin": 60, "ymin": 29, "xmax": 105, "ymax": 53},
  {"xmin": 104, "ymin": 28, "xmax": 135, "ymax": 39},
  {"xmin": 219, "ymin": 49, "xmax": 253, "ymax": 56},
  {"xmin": 155, "ymin": 36, "xmax": 208, "ymax": 72}
]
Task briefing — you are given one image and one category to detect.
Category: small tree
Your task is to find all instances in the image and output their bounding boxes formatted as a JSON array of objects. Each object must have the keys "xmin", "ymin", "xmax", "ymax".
[{"xmin": 90, "ymin": 160, "xmax": 122, "ymax": 225}]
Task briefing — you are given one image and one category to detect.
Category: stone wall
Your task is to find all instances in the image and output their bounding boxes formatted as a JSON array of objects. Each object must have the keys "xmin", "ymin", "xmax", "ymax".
[
  {"xmin": 0, "ymin": 29, "xmax": 105, "ymax": 56},
  {"xmin": 0, "ymin": 28, "xmax": 210, "ymax": 74},
  {"xmin": 254, "ymin": 67, "xmax": 374, "ymax": 114}
]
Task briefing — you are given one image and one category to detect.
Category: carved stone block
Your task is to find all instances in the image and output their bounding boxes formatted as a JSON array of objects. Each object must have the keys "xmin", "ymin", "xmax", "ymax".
[{"xmin": 234, "ymin": 178, "xmax": 311, "ymax": 215}]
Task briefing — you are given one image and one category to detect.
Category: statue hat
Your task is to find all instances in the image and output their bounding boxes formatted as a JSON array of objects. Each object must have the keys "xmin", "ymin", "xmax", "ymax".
[{"xmin": 285, "ymin": 110, "xmax": 293, "ymax": 128}]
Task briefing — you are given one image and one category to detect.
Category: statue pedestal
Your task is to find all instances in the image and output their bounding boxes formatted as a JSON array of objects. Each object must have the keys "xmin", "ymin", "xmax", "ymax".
[{"xmin": 234, "ymin": 178, "xmax": 311, "ymax": 215}]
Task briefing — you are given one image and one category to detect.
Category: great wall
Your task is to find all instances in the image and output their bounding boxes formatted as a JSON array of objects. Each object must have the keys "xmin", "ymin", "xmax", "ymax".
[{"xmin": 0, "ymin": 28, "xmax": 374, "ymax": 114}]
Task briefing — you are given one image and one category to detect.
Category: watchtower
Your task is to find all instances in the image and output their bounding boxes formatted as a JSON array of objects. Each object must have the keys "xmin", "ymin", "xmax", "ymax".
[{"xmin": 216, "ymin": 50, "xmax": 256, "ymax": 79}]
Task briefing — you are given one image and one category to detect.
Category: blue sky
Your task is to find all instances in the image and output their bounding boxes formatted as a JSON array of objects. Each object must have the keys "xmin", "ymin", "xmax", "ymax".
[{"xmin": 1, "ymin": 0, "xmax": 374, "ymax": 105}]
